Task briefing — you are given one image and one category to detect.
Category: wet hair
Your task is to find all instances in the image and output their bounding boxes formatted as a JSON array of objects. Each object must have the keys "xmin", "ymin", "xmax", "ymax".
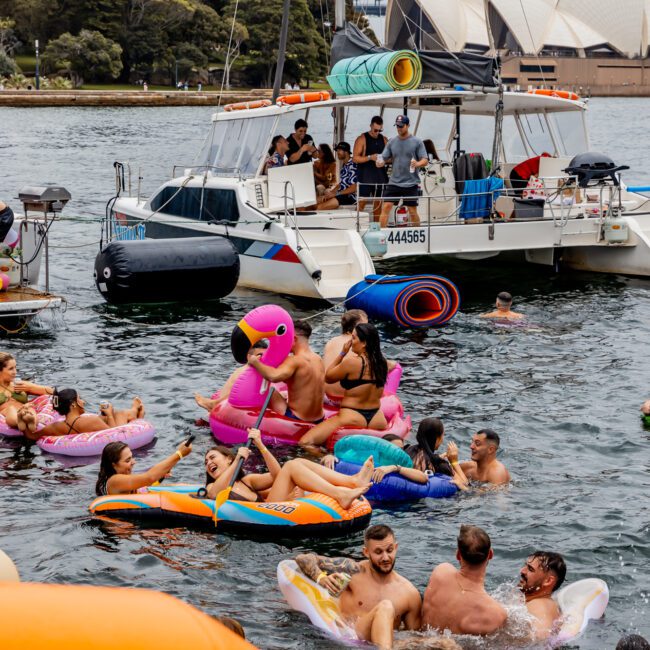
[
  {"xmin": 268, "ymin": 135, "xmax": 286, "ymax": 157},
  {"xmin": 497, "ymin": 291, "xmax": 513, "ymax": 306},
  {"xmin": 204, "ymin": 445, "xmax": 244, "ymax": 485},
  {"xmin": 477, "ymin": 428, "xmax": 500, "ymax": 449},
  {"xmin": 0, "ymin": 352, "xmax": 14, "ymax": 372},
  {"xmin": 382, "ymin": 433, "xmax": 403, "ymax": 444},
  {"xmin": 370, "ymin": 115, "xmax": 383, "ymax": 126},
  {"xmin": 294, "ymin": 118, "xmax": 308, "ymax": 130},
  {"xmin": 530, "ymin": 551, "xmax": 566, "ymax": 591},
  {"xmin": 415, "ymin": 416, "xmax": 444, "ymax": 459},
  {"xmin": 457, "ymin": 524, "xmax": 491, "ymax": 565},
  {"xmin": 318, "ymin": 143, "xmax": 335, "ymax": 164},
  {"xmin": 341, "ymin": 309, "xmax": 367, "ymax": 334},
  {"xmin": 355, "ymin": 323, "xmax": 387, "ymax": 388},
  {"xmin": 96, "ymin": 441, "xmax": 129, "ymax": 495},
  {"xmin": 294, "ymin": 319, "xmax": 312, "ymax": 339},
  {"xmin": 216, "ymin": 616, "xmax": 246, "ymax": 639},
  {"xmin": 617, "ymin": 635, "xmax": 650, "ymax": 650},
  {"xmin": 51, "ymin": 387, "xmax": 78, "ymax": 416},
  {"xmin": 364, "ymin": 524, "xmax": 394, "ymax": 543}
]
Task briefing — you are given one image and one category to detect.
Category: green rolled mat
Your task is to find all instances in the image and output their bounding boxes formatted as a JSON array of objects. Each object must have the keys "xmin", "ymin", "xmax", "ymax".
[{"xmin": 327, "ymin": 50, "xmax": 422, "ymax": 96}]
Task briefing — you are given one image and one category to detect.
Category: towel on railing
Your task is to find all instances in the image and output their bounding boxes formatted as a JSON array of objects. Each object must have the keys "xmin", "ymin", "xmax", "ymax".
[{"xmin": 459, "ymin": 177, "xmax": 504, "ymax": 220}]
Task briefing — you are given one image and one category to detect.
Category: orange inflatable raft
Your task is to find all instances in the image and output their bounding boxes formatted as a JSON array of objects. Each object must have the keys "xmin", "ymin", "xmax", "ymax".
[{"xmin": 0, "ymin": 582, "xmax": 256, "ymax": 650}]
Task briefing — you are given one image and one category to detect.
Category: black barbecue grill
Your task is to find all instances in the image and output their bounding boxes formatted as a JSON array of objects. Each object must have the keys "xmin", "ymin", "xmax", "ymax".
[
  {"xmin": 18, "ymin": 185, "xmax": 71, "ymax": 215},
  {"xmin": 563, "ymin": 152, "xmax": 629, "ymax": 188}
]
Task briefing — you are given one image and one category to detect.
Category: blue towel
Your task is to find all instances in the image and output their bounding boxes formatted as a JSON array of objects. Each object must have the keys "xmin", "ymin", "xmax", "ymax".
[{"xmin": 460, "ymin": 177, "xmax": 504, "ymax": 220}]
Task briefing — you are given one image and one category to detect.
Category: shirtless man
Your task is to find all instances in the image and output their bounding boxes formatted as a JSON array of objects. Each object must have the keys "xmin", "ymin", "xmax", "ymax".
[
  {"xmin": 450, "ymin": 429, "xmax": 510, "ymax": 486},
  {"xmin": 421, "ymin": 524, "xmax": 507, "ymax": 636},
  {"xmin": 519, "ymin": 551, "xmax": 566, "ymax": 641},
  {"xmin": 322, "ymin": 309, "xmax": 368, "ymax": 404},
  {"xmin": 248, "ymin": 319, "xmax": 325, "ymax": 423},
  {"xmin": 295, "ymin": 524, "xmax": 421, "ymax": 649},
  {"xmin": 480, "ymin": 291, "xmax": 524, "ymax": 320},
  {"xmin": 194, "ymin": 341, "xmax": 268, "ymax": 412}
]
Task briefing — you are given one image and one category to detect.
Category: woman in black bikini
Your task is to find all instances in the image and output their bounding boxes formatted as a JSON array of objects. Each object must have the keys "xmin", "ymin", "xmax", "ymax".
[
  {"xmin": 22, "ymin": 387, "xmax": 145, "ymax": 441},
  {"xmin": 204, "ymin": 428, "xmax": 373, "ymax": 510},
  {"xmin": 299, "ymin": 323, "xmax": 394, "ymax": 447}
]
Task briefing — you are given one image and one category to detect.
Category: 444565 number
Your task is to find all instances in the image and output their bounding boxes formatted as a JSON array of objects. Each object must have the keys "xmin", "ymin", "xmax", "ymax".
[{"xmin": 386, "ymin": 229, "xmax": 427, "ymax": 245}]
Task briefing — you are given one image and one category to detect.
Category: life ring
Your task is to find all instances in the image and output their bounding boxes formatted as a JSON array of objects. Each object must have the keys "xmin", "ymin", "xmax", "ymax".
[
  {"xmin": 276, "ymin": 91, "xmax": 331, "ymax": 106},
  {"xmin": 528, "ymin": 89, "xmax": 580, "ymax": 101},
  {"xmin": 223, "ymin": 99, "xmax": 272, "ymax": 111},
  {"xmin": 0, "ymin": 394, "xmax": 63, "ymax": 437},
  {"xmin": 0, "ymin": 582, "xmax": 257, "ymax": 649},
  {"xmin": 334, "ymin": 434, "xmax": 413, "ymax": 468},
  {"xmin": 90, "ymin": 485, "xmax": 372, "ymax": 539},
  {"xmin": 37, "ymin": 418, "xmax": 156, "ymax": 456}
]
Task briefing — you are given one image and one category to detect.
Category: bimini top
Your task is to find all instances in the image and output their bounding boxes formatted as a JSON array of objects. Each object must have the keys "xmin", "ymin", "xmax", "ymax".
[{"xmin": 212, "ymin": 88, "xmax": 586, "ymax": 123}]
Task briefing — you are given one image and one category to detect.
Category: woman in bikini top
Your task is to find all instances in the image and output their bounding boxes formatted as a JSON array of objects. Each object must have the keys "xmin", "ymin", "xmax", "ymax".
[{"xmin": 204, "ymin": 428, "xmax": 372, "ymax": 510}]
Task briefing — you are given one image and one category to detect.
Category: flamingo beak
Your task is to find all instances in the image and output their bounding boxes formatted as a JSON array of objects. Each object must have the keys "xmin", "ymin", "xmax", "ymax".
[{"xmin": 231, "ymin": 323, "xmax": 253, "ymax": 364}]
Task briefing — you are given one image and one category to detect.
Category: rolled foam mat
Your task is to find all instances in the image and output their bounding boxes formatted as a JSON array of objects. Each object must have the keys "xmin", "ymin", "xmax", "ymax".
[{"xmin": 345, "ymin": 274, "xmax": 460, "ymax": 328}]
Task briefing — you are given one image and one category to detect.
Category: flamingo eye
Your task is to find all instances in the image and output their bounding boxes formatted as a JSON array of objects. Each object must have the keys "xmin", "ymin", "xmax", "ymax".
[{"xmin": 276, "ymin": 324, "xmax": 287, "ymax": 335}]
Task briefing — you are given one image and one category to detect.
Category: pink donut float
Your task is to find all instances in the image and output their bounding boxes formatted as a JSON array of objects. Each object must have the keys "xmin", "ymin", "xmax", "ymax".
[
  {"xmin": 0, "ymin": 395, "xmax": 64, "ymax": 437},
  {"xmin": 209, "ymin": 305, "xmax": 411, "ymax": 447},
  {"xmin": 36, "ymin": 418, "xmax": 156, "ymax": 457}
]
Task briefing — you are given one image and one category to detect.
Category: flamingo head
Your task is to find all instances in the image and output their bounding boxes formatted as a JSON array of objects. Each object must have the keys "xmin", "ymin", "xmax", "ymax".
[{"xmin": 231, "ymin": 304, "xmax": 295, "ymax": 364}]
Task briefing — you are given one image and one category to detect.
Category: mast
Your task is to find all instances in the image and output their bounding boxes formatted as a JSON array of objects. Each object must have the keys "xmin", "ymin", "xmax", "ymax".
[
  {"xmin": 272, "ymin": 0, "xmax": 292, "ymax": 103},
  {"xmin": 334, "ymin": 0, "xmax": 346, "ymax": 144}
]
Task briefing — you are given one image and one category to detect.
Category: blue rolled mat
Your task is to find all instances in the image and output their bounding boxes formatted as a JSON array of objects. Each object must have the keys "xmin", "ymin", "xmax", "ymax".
[
  {"xmin": 345, "ymin": 274, "xmax": 460, "ymax": 328},
  {"xmin": 335, "ymin": 460, "xmax": 458, "ymax": 501},
  {"xmin": 334, "ymin": 434, "xmax": 413, "ymax": 468}
]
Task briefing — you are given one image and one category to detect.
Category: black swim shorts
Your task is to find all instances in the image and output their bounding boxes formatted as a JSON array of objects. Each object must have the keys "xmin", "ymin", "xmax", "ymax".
[{"xmin": 383, "ymin": 184, "xmax": 420, "ymax": 207}]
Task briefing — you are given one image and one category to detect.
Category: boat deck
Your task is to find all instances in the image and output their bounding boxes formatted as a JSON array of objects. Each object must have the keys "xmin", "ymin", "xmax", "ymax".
[{"xmin": 0, "ymin": 286, "xmax": 63, "ymax": 313}]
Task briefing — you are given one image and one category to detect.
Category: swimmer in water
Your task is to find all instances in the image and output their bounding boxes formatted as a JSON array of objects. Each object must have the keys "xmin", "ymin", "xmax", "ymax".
[
  {"xmin": 480, "ymin": 291, "xmax": 524, "ymax": 320},
  {"xmin": 448, "ymin": 429, "xmax": 510, "ymax": 486},
  {"xmin": 519, "ymin": 551, "xmax": 566, "ymax": 641},
  {"xmin": 421, "ymin": 524, "xmax": 507, "ymax": 636},
  {"xmin": 295, "ymin": 524, "xmax": 421, "ymax": 650},
  {"xmin": 640, "ymin": 399, "xmax": 650, "ymax": 417}
]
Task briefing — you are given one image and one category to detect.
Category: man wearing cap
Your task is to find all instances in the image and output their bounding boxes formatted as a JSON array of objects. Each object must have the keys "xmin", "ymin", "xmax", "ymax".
[
  {"xmin": 318, "ymin": 142, "xmax": 358, "ymax": 210},
  {"xmin": 376, "ymin": 115, "xmax": 428, "ymax": 227}
]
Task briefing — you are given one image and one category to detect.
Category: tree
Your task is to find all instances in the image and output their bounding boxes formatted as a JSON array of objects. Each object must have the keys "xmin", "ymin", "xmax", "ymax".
[
  {"xmin": 0, "ymin": 18, "xmax": 20, "ymax": 55},
  {"xmin": 42, "ymin": 29, "xmax": 122, "ymax": 86},
  {"xmin": 220, "ymin": 20, "xmax": 247, "ymax": 90},
  {"xmin": 0, "ymin": 50, "xmax": 17, "ymax": 75},
  {"xmin": 172, "ymin": 41, "xmax": 207, "ymax": 80}
]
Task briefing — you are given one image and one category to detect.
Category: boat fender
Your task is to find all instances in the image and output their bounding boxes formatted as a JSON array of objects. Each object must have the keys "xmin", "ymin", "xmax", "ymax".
[{"xmin": 296, "ymin": 246, "xmax": 322, "ymax": 281}]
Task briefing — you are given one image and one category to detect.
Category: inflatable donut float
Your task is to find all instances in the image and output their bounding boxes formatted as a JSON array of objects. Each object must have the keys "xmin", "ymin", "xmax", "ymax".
[
  {"xmin": 0, "ymin": 394, "xmax": 63, "ymax": 437},
  {"xmin": 0, "ymin": 582, "xmax": 257, "ymax": 649},
  {"xmin": 209, "ymin": 305, "xmax": 411, "ymax": 447},
  {"xmin": 90, "ymin": 484, "xmax": 372, "ymax": 539}
]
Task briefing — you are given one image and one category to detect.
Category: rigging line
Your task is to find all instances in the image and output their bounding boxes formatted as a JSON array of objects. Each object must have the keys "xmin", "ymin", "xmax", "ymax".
[
  {"xmin": 217, "ymin": 0, "xmax": 242, "ymax": 107},
  {"xmin": 518, "ymin": 0, "xmax": 547, "ymax": 87},
  {"xmin": 319, "ymin": 0, "xmax": 330, "ymax": 69}
]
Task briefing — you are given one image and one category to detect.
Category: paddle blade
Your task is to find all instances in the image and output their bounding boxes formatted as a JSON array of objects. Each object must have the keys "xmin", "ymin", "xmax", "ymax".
[{"xmin": 213, "ymin": 486, "xmax": 232, "ymax": 526}]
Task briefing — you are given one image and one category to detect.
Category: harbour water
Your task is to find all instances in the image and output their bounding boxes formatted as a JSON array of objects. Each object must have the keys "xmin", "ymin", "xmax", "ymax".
[{"xmin": 1, "ymin": 98, "xmax": 649, "ymax": 648}]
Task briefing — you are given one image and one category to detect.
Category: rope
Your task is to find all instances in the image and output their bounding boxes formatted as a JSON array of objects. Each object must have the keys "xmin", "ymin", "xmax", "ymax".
[{"xmin": 217, "ymin": 0, "xmax": 242, "ymax": 107}]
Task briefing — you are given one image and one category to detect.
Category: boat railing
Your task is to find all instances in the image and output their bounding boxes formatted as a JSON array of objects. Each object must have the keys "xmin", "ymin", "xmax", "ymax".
[
  {"xmin": 171, "ymin": 165, "xmax": 246, "ymax": 181},
  {"xmin": 281, "ymin": 181, "xmax": 312, "ymax": 253}
]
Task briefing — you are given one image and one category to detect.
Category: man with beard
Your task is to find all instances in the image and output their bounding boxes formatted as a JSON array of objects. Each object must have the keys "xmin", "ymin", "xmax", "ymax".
[
  {"xmin": 519, "ymin": 551, "xmax": 566, "ymax": 641},
  {"xmin": 450, "ymin": 429, "xmax": 510, "ymax": 486},
  {"xmin": 295, "ymin": 524, "xmax": 421, "ymax": 649}
]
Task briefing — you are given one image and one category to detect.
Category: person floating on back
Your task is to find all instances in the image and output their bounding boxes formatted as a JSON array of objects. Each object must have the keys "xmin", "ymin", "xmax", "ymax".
[{"xmin": 480, "ymin": 291, "xmax": 524, "ymax": 320}]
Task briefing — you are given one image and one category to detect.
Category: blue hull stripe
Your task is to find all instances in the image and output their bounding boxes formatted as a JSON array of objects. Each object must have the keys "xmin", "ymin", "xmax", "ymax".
[
  {"xmin": 300, "ymin": 498, "xmax": 342, "ymax": 520},
  {"xmin": 98, "ymin": 498, "xmax": 153, "ymax": 509},
  {"xmin": 262, "ymin": 243, "xmax": 283, "ymax": 259}
]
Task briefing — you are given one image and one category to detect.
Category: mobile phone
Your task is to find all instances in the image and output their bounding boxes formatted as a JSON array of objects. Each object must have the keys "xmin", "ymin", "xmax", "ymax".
[{"xmin": 184, "ymin": 434, "xmax": 195, "ymax": 446}]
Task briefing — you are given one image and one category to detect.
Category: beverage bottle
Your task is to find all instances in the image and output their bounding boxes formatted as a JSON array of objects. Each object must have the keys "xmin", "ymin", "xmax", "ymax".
[
  {"xmin": 409, "ymin": 159, "xmax": 416, "ymax": 174},
  {"xmin": 376, "ymin": 154, "xmax": 384, "ymax": 167}
]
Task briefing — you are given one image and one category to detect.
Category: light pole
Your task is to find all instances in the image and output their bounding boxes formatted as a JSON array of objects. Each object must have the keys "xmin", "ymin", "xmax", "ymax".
[
  {"xmin": 35, "ymin": 39, "xmax": 40, "ymax": 90},
  {"xmin": 175, "ymin": 60, "xmax": 178, "ymax": 88}
]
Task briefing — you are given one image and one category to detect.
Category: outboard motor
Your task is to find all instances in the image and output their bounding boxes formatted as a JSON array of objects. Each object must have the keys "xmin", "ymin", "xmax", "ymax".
[{"xmin": 564, "ymin": 152, "xmax": 629, "ymax": 187}]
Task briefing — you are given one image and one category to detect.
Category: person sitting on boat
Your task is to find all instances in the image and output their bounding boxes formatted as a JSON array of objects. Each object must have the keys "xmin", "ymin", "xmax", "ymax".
[
  {"xmin": 509, "ymin": 153, "xmax": 552, "ymax": 195},
  {"xmin": 317, "ymin": 142, "xmax": 358, "ymax": 210},
  {"xmin": 295, "ymin": 524, "xmax": 422, "ymax": 649},
  {"xmin": 518, "ymin": 551, "xmax": 566, "ymax": 641},
  {"xmin": 195, "ymin": 341, "xmax": 268, "ymax": 413},
  {"xmin": 353, "ymin": 116, "xmax": 388, "ymax": 221},
  {"xmin": 313, "ymin": 143, "xmax": 337, "ymax": 196},
  {"xmin": 287, "ymin": 119, "xmax": 318, "ymax": 165},
  {"xmin": 19, "ymin": 387, "xmax": 145, "ymax": 440},
  {"xmin": 322, "ymin": 309, "xmax": 368, "ymax": 405},
  {"xmin": 265, "ymin": 135, "xmax": 289, "ymax": 171},
  {"xmin": 449, "ymin": 429, "xmax": 511, "ymax": 486},
  {"xmin": 376, "ymin": 115, "xmax": 428, "ymax": 228},
  {"xmin": 0, "ymin": 352, "xmax": 54, "ymax": 431},
  {"xmin": 96, "ymin": 439, "xmax": 192, "ymax": 496},
  {"xmin": 247, "ymin": 319, "xmax": 325, "ymax": 424},
  {"xmin": 297, "ymin": 323, "xmax": 393, "ymax": 448},
  {"xmin": 480, "ymin": 291, "xmax": 524, "ymax": 320},
  {"xmin": 204, "ymin": 428, "xmax": 372, "ymax": 510}
]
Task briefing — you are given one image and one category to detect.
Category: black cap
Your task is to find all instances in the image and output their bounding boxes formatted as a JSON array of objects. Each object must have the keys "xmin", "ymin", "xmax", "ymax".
[{"xmin": 334, "ymin": 141, "xmax": 351, "ymax": 153}]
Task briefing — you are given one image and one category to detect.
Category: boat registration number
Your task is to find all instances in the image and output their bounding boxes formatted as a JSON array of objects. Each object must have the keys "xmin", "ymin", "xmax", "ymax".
[{"xmin": 386, "ymin": 229, "xmax": 427, "ymax": 245}]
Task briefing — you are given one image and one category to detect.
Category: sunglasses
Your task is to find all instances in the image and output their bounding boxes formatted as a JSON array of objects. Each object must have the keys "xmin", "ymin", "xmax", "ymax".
[{"xmin": 372, "ymin": 128, "xmax": 383, "ymax": 133}]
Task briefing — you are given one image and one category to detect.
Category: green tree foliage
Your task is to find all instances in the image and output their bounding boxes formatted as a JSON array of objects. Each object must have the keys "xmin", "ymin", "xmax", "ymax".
[
  {"xmin": 307, "ymin": 0, "xmax": 378, "ymax": 47},
  {"xmin": 0, "ymin": 49, "xmax": 17, "ymax": 75},
  {"xmin": 42, "ymin": 29, "xmax": 123, "ymax": 86}
]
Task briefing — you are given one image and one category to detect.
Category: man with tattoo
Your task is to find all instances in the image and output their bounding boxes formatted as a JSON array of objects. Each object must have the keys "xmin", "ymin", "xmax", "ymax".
[{"xmin": 295, "ymin": 524, "xmax": 421, "ymax": 649}]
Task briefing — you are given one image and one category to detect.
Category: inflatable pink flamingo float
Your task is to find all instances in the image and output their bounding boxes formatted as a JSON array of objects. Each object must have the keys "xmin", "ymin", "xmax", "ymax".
[{"xmin": 209, "ymin": 304, "xmax": 411, "ymax": 447}]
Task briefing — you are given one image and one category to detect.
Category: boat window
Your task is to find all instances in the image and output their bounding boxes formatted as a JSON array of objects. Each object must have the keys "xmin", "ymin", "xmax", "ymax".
[
  {"xmin": 239, "ymin": 116, "xmax": 277, "ymax": 176},
  {"xmin": 518, "ymin": 112, "xmax": 556, "ymax": 156},
  {"xmin": 416, "ymin": 110, "xmax": 454, "ymax": 160},
  {"xmin": 501, "ymin": 115, "xmax": 528, "ymax": 162},
  {"xmin": 456, "ymin": 114, "xmax": 495, "ymax": 161},
  {"xmin": 149, "ymin": 186, "xmax": 240, "ymax": 222},
  {"xmin": 304, "ymin": 106, "xmax": 335, "ymax": 146},
  {"xmin": 547, "ymin": 111, "xmax": 587, "ymax": 156}
]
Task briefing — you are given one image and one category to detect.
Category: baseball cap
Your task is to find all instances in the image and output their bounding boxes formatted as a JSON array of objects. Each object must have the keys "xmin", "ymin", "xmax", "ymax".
[
  {"xmin": 334, "ymin": 141, "xmax": 351, "ymax": 153},
  {"xmin": 394, "ymin": 115, "xmax": 410, "ymax": 126}
]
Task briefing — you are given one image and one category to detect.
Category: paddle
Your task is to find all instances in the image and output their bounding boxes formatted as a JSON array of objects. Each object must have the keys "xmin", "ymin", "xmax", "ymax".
[{"xmin": 213, "ymin": 387, "xmax": 275, "ymax": 526}]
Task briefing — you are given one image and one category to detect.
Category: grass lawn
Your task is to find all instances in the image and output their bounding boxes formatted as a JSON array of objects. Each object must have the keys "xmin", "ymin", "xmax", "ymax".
[{"xmin": 14, "ymin": 54, "xmax": 36, "ymax": 73}]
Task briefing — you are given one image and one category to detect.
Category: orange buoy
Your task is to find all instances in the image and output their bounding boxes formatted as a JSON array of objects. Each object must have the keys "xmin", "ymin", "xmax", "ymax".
[
  {"xmin": 0, "ymin": 582, "xmax": 257, "ymax": 649},
  {"xmin": 528, "ymin": 89, "xmax": 580, "ymax": 101},
  {"xmin": 276, "ymin": 91, "xmax": 331, "ymax": 106},
  {"xmin": 224, "ymin": 99, "xmax": 272, "ymax": 112}
]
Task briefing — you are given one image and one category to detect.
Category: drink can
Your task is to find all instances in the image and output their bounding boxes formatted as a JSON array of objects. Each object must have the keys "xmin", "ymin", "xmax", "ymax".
[
  {"xmin": 376, "ymin": 154, "xmax": 384, "ymax": 166},
  {"xmin": 337, "ymin": 573, "xmax": 352, "ymax": 591},
  {"xmin": 409, "ymin": 160, "xmax": 416, "ymax": 174}
]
